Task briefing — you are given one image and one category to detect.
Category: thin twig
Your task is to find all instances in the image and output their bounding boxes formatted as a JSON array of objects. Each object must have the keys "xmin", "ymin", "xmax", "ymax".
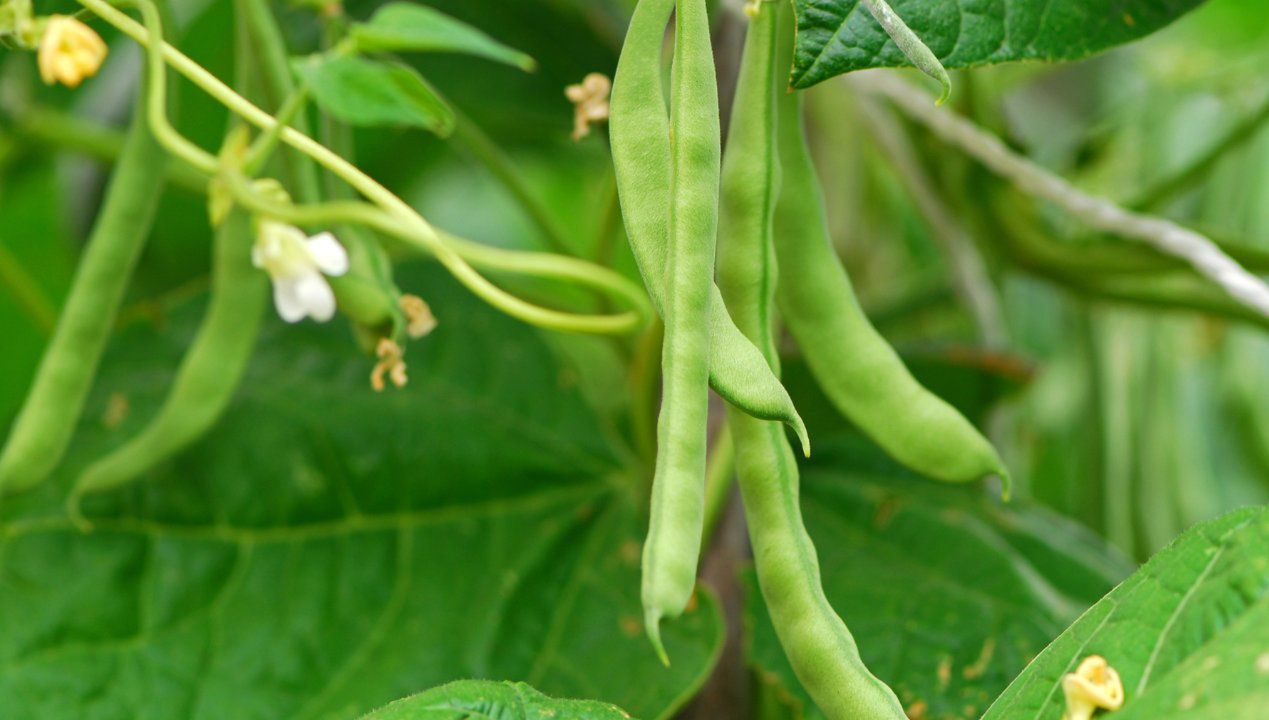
[{"xmin": 858, "ymin": 73, "xmax": 1269, "ymax": 318}]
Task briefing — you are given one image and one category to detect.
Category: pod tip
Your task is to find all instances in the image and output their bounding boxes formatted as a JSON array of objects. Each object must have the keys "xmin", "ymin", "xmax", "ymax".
[
  {"xmin": 792, "ymin": 418, "xmax": 811, "ymax": 458},
  {"xmin": 988, "ymin": 470, "xmax": 1012, "ymax": 502},
  {"xmin": 645, "ymin": 608, "xmax": 671, "ymax": 667}
]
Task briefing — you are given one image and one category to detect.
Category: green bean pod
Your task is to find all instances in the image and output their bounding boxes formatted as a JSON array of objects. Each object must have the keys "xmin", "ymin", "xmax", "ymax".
[
  {"xmin": 773, "ymin": 55, "xmax": 1009, "ymax": 494},
  {"xmin": 611, "ymin": 0, "xmax": 809, "ymax": 454},
  {"xmin": 70, "ymin": 209, "xmax": 267, "ymax": 510},
  {"xmin": 640, "ymin": 0, "xmax": 719, "ymax": 663},
  {"xmin": 723, "ymin": 5, "xmax": 906, "ymax": 719},
  {"xmin": 0, "ymin": 98, "xmax": 167, "ymax": 497},
  {"xmin": 859, "ymin": 0, "xmax": 951, "ymax": 104}
]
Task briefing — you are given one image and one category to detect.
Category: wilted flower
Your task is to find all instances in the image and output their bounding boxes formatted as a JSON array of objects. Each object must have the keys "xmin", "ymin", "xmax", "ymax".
[
  {"xmin": 38, "ymin": 15, "xmax": 107, "ymax": 88},
  {"xmin": 371, "ymin": 338, "xmax": 408, "ymax": 392},
  {"xmin": 251, "ymin": 221, "xmax": 349, "ymax": 323},
  {"xmin": 399, "ymin": 294, "xmax": 437, "ymax": 339},
  {"xmin": 1061, "ymin": 655, "xmax": 1124, "ymax": 720},
  {"xmin": 565, "ymin": 73, "xmax": 611, "ymax": 141}
]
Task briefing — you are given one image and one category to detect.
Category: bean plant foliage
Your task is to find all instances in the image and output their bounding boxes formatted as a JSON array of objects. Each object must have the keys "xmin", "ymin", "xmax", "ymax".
[
  {"xmin": 0, "ymin": 265, "xmax": 723, "ymax": 718},
  {"xmin": 791, "ymin": 0, "xmax": 1208, "ymax": 88},
  {"xmin": 0, "ymin": 0, "xmax": 1267, "ymax": 718}
]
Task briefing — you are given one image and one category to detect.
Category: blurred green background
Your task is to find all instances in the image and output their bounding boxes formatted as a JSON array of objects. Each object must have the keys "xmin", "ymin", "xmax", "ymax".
[{"xmin": 0, "ymin": 0, "xmax": 1266, "ymax": 717}]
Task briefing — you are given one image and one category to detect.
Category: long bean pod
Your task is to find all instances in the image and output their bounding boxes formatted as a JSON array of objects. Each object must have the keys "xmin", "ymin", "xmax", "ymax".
[
  {"xmin": 0, "ymin": 94, "xmax": 167, "ymax": 496},
  {"xmin": 774, "ymin": 63, "xmax": 1008, "ymax": 493},
  {"xmin": 70, "ymin": 209, "xmax": 267, "ymax": 512},
  {"xmin": 724, "ymin": 4, "xmax": 906, "ymax": 718},
  {"xmin": 640, "ymin": 0, "xmax": 719, "ymax": 662},
  {"xmin": 69, "ymin": 10, "xmax": 278, "ymax": 513},
  {"xmin": 610, "ymin": 0, "xmax": 808, "ymax": 453}
]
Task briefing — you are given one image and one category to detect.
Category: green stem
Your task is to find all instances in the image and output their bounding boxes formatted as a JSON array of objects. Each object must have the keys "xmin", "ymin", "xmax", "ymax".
[
  {"xmin": 235, "ymin": 0, "xmax": 322, "ymax": 202},
  {"xmin": 80, "ymin": 0, "xmax": 646, "ymax": 336},
  {"xmin": 220, "ymin": 171, "xmax": 650, "ymax": 332}
]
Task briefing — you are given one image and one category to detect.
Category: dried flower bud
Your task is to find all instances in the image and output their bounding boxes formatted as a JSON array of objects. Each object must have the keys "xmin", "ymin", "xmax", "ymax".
[
  {"xmin": 565, "ymin": 73, "xmax": 611, "ymax": 141},
  {"xmin": 38, "ymin": 16, "xmax": 107, "ymax": 88},
  {"xmin": 400, "ymin": 294, "xmax": 438, "ymax": 339}
]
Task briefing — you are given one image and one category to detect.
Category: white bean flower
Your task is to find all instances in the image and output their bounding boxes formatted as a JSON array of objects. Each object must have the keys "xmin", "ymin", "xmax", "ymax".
[{"xmin": 251, "ymin": 221, "xmax": 349, "ymax": 323}]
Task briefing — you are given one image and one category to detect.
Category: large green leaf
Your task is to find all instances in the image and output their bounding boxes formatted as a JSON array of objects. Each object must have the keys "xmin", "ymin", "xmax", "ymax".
[
  {"xmin": 745, "ymin": 459, "xmax": 1133, "ymax": 719},
  {"xmin": 352, "ymin": 3, "xmax": 537, "ymax": 71},
  {"xmin": 293, "ymin": 55, "xmax": 456, "ymax": 136},
  {"xmin": 791, "ymin": 0, "xmax": 1209, "ymax": 88},
  {"xmin": 358, "ymin": 680, "xmax": 633, "ymax": 719},
  {"xmin": 0, "ymin": 264, "xmax": 721, "ymax": 719},
  {"xmin": 983, "ymin": 506, "xmax": 1269, "ymax": 720}
]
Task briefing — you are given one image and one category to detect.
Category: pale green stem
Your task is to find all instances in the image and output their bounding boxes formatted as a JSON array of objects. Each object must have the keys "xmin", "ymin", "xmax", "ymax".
[
  {"xmin": 79, "ymin": 0, "xmax": 647, "ymax": 336},
  {"xmin": 220, "ymin": 171, "xmax": 651, "ymax": 333}
]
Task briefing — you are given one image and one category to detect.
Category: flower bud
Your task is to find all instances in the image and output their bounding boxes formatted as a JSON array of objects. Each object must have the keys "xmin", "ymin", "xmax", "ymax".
[{"xmin": 37, "ymin": 15, "xmax": 107, "ymax": 88}]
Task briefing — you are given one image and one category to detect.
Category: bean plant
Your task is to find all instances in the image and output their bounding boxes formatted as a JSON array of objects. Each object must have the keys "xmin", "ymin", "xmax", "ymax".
[{"xmin": 0, "ymin": 0, "xmax": 1265, "ymax": 718}]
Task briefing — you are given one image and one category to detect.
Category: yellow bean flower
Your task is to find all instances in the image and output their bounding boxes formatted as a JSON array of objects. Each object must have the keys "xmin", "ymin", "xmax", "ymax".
[{"xmin": 38, "ymin": 15, "xmax": 107, "ymax": 88}]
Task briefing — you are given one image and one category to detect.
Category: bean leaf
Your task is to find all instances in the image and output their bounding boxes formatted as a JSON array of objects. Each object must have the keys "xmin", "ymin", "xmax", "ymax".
[
  {"xmin": 0, "ymin": 264, "xmax": 722, "ymax": 720},
  {"xmin": 792, "ymin": 0, "xmax": 1209, "ymax": 88},
  {"xmin": 293, "ymin": 55, "xmax": 456, "ymax": 136},
  {"xmin": 983, "ymin": 506, "xmax": 1269, "ymax": 720},
  {"xmin": 351, "ymin": 3, "xmax": 536, "ymax": 72},
  {"xmin": 358, "ymin": 680, "xmax": 634, "ymax": 719}
]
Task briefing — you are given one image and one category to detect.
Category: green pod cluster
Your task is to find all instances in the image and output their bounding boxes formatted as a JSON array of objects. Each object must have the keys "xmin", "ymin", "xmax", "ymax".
[
  {"xmin": 772, "ymin": 64, "xmax": 1009, "ymax": 493},
  {"xmin": 0, "ymin": 96, "xmax": 168, "ymax": 497},
  {"xmin": 639, "ymin": 0, "xmax": 719, "ymax": 663},
  {"xmin": 610, "ymin": 0, "xmax": 809, "ymax": 454},
  {"xmin": 720, "ymin": 4, "xmax": 906, "ymax": 718},
  {"xmin": 70, "ymin": 209, "xmax": 267, "ymax": 511}
]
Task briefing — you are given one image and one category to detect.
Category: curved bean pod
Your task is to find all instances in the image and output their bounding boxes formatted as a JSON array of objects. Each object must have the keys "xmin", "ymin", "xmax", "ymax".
[
  {"xmin": 0, "ymin": 97, "xmax": 167, "ymax": 496},
  {"xmin": 610, "ymin": 0, "xmax": 809, "ymax": 453},
  {"xmin": 640, "ymin": 0, "xmax": 719, "ymax": 663},
  {"xmin": 724, "ymin": 4, "xmax": 907, "ymax": 718},
  {"xmin": 69, "ymin": 209, "xmax": 267, "ymax": 514},
  {"xmin": 773, "ymin": 41, "xmax": 1009, "ymax": 493}
]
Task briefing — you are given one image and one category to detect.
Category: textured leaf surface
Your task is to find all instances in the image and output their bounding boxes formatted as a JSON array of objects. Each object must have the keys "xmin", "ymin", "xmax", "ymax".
[
  {"xmin": 791, "ymin": 0, "xmax": 1209, "ymax": 88},
  {"xmin": 0, "ymin": 264, "xmax": 721, "ymax": 720},
  {"xmin": 745, "ymin": 452, "xmax": 1133, "ymax": 719},
  {"xmin": 294, "ymin": 55, "xmax": 456, "ymax": 135},
  {"xmin": 359, "ymin": 680, "xmax": 633, "ymax": 719},
  {"xmin": 983, "ymin": 506, "xmax": 1269, "ymax": 720},
  {"xmin": 352, "ymin": 3, "xmax": 536, "ymax": 71}
]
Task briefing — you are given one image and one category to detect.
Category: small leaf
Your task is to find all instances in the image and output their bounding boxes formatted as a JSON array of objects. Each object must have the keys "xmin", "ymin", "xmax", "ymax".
[
  {"xmin": 293, "ymin": 55, "xmax": 456, "ymax": 135},
  {"xmin": 983, "ymin": 506, "xmax": 1269, "ymax": 720},
  {"xmin": 352, "ymin": 2, "xmax": 537, "ymax": 72},
  {"xmin": 792, "ymin": 0, "xmax": 1208, "ymax": 88},
  {"xmin": 359, "ymin": 680, "xmax": 635, "ymax": 719}
]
